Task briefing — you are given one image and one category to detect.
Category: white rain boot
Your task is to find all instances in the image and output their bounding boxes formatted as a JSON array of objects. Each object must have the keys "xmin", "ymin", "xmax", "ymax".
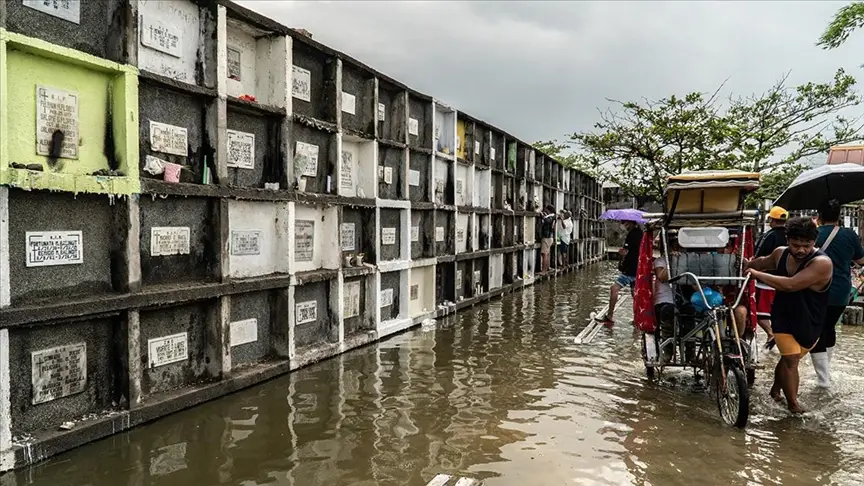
[{"xmin": 811, "ymin": 351, "xmax": 831, "ymax": 389}]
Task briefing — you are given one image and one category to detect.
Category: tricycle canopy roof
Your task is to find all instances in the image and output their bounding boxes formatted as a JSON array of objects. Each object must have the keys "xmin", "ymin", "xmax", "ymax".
[
  {"xmin": 666, "ymin": 170, "xmax": 761, "ymax": 191},
  {"xmin": 665, "ymin": 170, "xmax": 761, "ymax": 215}
]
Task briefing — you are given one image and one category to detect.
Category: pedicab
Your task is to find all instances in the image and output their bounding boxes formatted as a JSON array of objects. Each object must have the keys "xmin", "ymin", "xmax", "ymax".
[{"xmin": 637, "ymin": 170, "xmax": 762, "ymax": 428}]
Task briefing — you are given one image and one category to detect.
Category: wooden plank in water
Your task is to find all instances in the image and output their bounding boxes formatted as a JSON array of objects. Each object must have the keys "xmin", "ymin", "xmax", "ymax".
[
  {"xmin": 427, "ymin": 474, "xmax": 452, "ymax": 486},
  {"xmin": 426, "ymin": 474, "xmax": 483, "ymax": 486}
]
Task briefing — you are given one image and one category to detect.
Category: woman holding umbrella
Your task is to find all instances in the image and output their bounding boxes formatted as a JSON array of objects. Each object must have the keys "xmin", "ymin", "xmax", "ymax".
[{"xmin": 811, "ymin": 199, "xmax": 864, "ymax": 388}]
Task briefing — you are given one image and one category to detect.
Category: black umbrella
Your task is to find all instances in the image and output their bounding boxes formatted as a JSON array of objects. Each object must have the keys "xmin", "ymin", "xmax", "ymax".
[{"xmin": 773, "ymin": 163, "xmax": 864, "ymax": 211}]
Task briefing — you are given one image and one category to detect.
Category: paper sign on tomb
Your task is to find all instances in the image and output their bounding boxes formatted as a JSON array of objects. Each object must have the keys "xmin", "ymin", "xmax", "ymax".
[
  {"xmin": 456, "ymin": 228, "xmax": 464, "ymax": 244},
  {"xmin": 411, "ymin": 226, "xmax": 419, "ymax": 242},
  {"xmin": 295, "ymin": 301, "xmax": 318, "ymax": 324},
  {"xmin": 231, "ymin": 230, "xmax": 261, "ymax": 256},
  {"xmin": 295, "ymin": 142, "xmax": 319, "ymax": 177},
  {"xmin": 435, "ymin": 227, "xmax": 445, "ymax": 242},
  {"xmin": 230, "ymin": 318, "xmax": 258, "ymax": 347},
  {"xmin": 341, "ymin": 222, "xmax": 356, "ymax": 251},
  {"xmin": 150, "ymin": 121, "xmax": 188, "ymax": 156},
  {"xmin": 292, "ymin": 65, "xmax": 311, "ymax": 102},
  {"xmin": 408, "ymin": 118, "xmax": 419, "ymax": 136},
  {"xmin": 341, "ymin": 92, "xmax": 356, "ymax": 115},
  {"xmin": 410, "ymin": 284, "xmax": 419, "ymax": 301},
  {"xmin": 227, "ymin": 130, "xmax": 255, "ymax": 169},
  {"xmin": 344, "ymin": 281, "xmax": 361, "ymax": 318},
  {"xmin": 148, "ymin": 333, "xmax": 188, "ymax": 368},
  {"xmin": 31, "ymin": 342, "xmax": 87, "ymax": 405},
  {"xmin": 384, "ymin": 167, "xmax": 393, "ymax": 185},
  {"xmin": 382, "ymin": 227, "xmax": 396, "ymax": 245},
  {"xmin": 378, "ymin": 103, "xmax": 386, "ymax": 121},
  {"xmin": 490, "ymin": 147, "xmax": 496, "ymax": 160},
  {"xmin": 456, "ymin": 270, "xmax": 463, "ymax": 291},
  {"xmin": 26, "ymin": 231, "xmax": 83, "ymax": 267},
  {"xmin": 36, "ymin": 85, "xmax": 79, "ymax": 159},
  {"xmin": 408, "ymin": 169, "xmax": 420, "ymax": 187},
  {"xmin": 151, "ymin": 227, "xmax": 190, "ymax": 256},
  {"xmin": 294, "ymin": 220, "xmax": 315, "ymax": 262},
  {"xmin": 475, "ymin": 141, "xmax": 480, "ymax": 155},
  {"xmin": 380, "ymin": 288, "xmax": 394, "ymax": 308},
  {"xmin": 340, "ymin": 151, "xmax": 354, "ymax": 194}
]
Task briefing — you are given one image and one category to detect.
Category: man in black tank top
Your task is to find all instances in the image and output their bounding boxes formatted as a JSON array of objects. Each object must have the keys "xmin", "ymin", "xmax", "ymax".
[{"xmin": 744, "ymin": 217, "xmax": 833, "ymax": 414}]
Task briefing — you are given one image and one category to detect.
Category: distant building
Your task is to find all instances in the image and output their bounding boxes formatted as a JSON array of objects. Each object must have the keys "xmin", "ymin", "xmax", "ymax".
[{"xmin": 827, "ymin": 144, "xmax": 864, "ymax": 165}]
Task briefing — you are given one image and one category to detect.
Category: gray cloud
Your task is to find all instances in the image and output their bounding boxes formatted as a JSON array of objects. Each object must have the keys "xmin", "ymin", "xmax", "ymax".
[{"xmin": 238, "ymin": 0, "xmax": 860, "ymax": 146}]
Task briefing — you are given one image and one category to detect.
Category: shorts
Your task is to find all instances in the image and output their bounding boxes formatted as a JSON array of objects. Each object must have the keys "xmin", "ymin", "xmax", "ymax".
[
  {"xmin": 775, "ymin": 333, "xmax": 817, "ymax": 358},
  {"xmin": 559, "ymin": 242, "xmax": 569, "ymax": 253},
  {"xmin": 755, "ymin": 287, "xmax": 775, "ymax": 318},
  {"xmin": 655, "ymin": 303, "xmax": 675, "ymax": 334},
  {"xmin": 540, "ymin": 238, "xmax": 554, "ymax": 254},
  {"xmin": 615, "ymin": 274, "xmax": 636, "ymax": 288}
]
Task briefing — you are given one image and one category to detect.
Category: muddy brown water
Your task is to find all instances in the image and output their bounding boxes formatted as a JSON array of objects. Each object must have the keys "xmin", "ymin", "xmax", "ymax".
[{"xmin": 8, "ymin": 263, "xmax": 864, "ymax": 486}]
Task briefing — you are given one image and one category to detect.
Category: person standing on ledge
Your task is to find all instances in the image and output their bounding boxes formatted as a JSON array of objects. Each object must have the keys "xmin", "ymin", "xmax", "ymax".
[
  {"xmin": 557, "ymin": 209, "xmax": 574, "ymax": 268},
  {"xmin": 811, "ymin": 199, "xmax": 864, "ymax": 389},
  {"xmin": 539, "ymin": 205, "xmax": 556, "ymax": 274},
  {"xmin": 745, "ymin": 216, "xmax": 833, "ymax": 414},
  {"xmin": 599, "ymin": 219, "xmax": 643, "ymax": 326},
  {"xmin": 754, "ymin": 206, "xmax": 789, "ymax": 348}
]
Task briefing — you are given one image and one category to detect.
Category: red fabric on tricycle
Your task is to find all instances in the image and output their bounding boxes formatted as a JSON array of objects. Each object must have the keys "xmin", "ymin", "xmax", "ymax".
[
  {"xmin": 730, "ymin": 229, "xmax": 759, "ymax": 332},
  {"xmin": 633, "ymin": 231, "xmax": 657, "ymax": 332}
]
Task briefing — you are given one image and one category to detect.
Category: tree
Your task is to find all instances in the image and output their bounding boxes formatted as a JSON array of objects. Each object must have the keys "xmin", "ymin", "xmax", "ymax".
[
  {"xmin": 532, "ymin": 139, "xmax": 593, "ymax": 173},
  {"xmin": 818, "ymin": 2, "xmax": 864, "ymax": 50},
  {"xmin": 556, "ymin": 69, "xmax": 862, "ymax": 203}
]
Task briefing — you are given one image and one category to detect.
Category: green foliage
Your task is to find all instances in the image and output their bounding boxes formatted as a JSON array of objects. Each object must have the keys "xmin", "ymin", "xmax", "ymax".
[
  {"xmin": 550, "ymin": 70, "xmax": 862, "ymax": 203},
  {"xmin": 818, "ymin": 2, "xmax": 864, "ymax": 49},
  {"xmin": 532, "ymin": 140, "xmax": 594, "ymax": 174}
]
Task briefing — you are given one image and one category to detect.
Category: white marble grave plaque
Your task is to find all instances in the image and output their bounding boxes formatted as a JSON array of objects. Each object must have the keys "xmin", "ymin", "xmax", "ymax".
[
  {"xmin": 384, "ymin": 167, "xmax": 393, "ymax": 185},
  {"xmin": 295, "ymin": 220, "xmax": 315, "ymax": 262},
  {"xmin": 151, "ymin": 227, "xmax": 190, "ymax": 256},
  {"xmin": 150, "ymin": 121, "xmax": 188, "ymax": 156},
  {"xmin": 36, "ymin": 85, "xmax": 79, "ymax": 159},
  {"xmin": 227, "ymin": 47, "xmax": 241, "ymax": 81},
  {"xmin": 24, "ymin": 0, "xmax": 80, "ymax": 24},
  {"xmin": 26, "ymin": 231, "xmax": 83, "ymax": 267},
  {"xmin": 408, "ymin": 169, "xmax": 420, "ymax": 187},
  {"xmin": 490, "ymin": 147, "xmax": 496, "ymax": 160},
  {"xmin": 344, "ymin": 280, "xmax": 361, "ymax": 318},
  {"xmin": 292, "ymin": 65, "xmax": 311, "ymax": 102},
  {"xmin": 456, "ymin": 179, "xmax": 463, "ymax": 197},
  {"xmin": 456, "ymin": 227, "xmax": 464, "ymax": 244},
  {"xmin": 456, "ymin": 270, "xmax": 463, "ymax": 290},
  {"xmin": 148, "ymin": 332, "xmax": 188, "ymax": 368},
  {"xmin": 295, "ymin": 301, "xmax": 318, "ymax": 324},
  {"xmin": 140, "ymin": 15, "xmax": 182, "ymax": 58},
  {"xmin": 341, "ymin": 92, "xmax": 356, "ymax": 115},
  {"xmin": 378, "ymin": 103, "xmax": 386, "ymax": 121},
  {"xmin": 341, "ymin": 222, "xmax": 356, "ymax": 251},
  {"xmin": 295, "ymin": 141, "xmax": 319, "ymax": 177},
  {"xmin": 411, "ymin": 225, "xmax": 419, "ymax": 242},
  {"xmin": 475, "ymin": 141, "xmax": 480, "ymax": 155},
  {"xmin": 408, "ymin": 118, "xmax": 419, "ymax": 136},
  {"xmin": 230, "ymin": 318, "xmax": 258, "ymax": 347},
  {"xmin": 382, "ymin": 227, "xmax": 396, "ymax": 245},
  {"xmin": 227, "ymin": 130, "xmax": 255, "ymax": 169},
  {"xmin": 436, "ymin": 227, "xmax": 445, "ymax": 242},
  {"xmin": 380, "ymin": 288, "xmax": 394, "ymax": 308},
  {"xmin": 231, "ymin": 229, "xmax": 261, "ymax": 256},
  {"xmin": 340, "ymin": 151, "xmax": 354, "ymax": 193},
  {"xmin": 410, "ymin": 284, "xmax": 419, "ymax": 301},
  {"xmin": 31, "ymin": 342, "xmax": 87, "ymax": 405}
]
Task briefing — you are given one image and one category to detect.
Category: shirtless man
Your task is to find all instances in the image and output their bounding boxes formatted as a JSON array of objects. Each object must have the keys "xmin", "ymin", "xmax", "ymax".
[{"xmin": 744, "ymin": 216, "xmax": 833, "ymax": 414}]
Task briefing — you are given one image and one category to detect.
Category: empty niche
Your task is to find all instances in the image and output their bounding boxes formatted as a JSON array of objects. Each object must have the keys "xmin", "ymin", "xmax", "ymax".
[
  {"xmin": 140, "ymin": 195, "xmax": 215, "ymax": 287},
  {"xmin": 535, "ymin": 155, "xmax": 545, "ymax": 181},
  {"xmin": 139, "ymin": 82, "xmax": 207, "ymax": 183},
  {"xmin": 7, "ymin": 0, "xmax": 126, "ymax": 62},
  {"xmin": 517, "ymin": 179, "xmax": 528, "ymax": 210},
  {"xmin": 489, "ymin": 130, "xmax": 503, "ymax": 170},
  {"xmin": 291, "ymin": 39, "xmax": 337, "ymax": 123},
  {"xmin": 140, "ymin": 301, "xmax": 213, "ymax": 396},
  {"xmin": 8, "ymin": 317, "xmax": 120, "ymax": 436},
  {"xmin": 410, "ymin": 209, "xmax": 435, "ymax": 260},
  {"xmin": 408, "ymin": 265, "xmax": 435, "ymax": 318},
  {"xmin": 516, "ymin": 143, "xmax": 530, "ymax": 178},
  {"xmin": 343, "ymin": 276, "xmax": 373, "ymax": 338},
  {"xmin": 435, "ymin": 261, "xmax": 455, "ymax": 306},
  {"xmin": 478, "ymin": 214, "xmax": 490, "ymax": 251},
  {"xmin": 340, "ymin": 62, "xmax": 376, "ymax": 136},
  {"xmin": 503, "ymin": 175, "xmax": 514, "ymax": 209},
  {"xmin": 473, "ymin": 257, "xmax": 490, "ymax": 295},
  {"xmin": 475, "ymin": 168, "xmax": 491, "ymax": 208},
  {"xmin": 474, "ymin": 124, "xmax": 489, "ymax": 166},
  {"xmin": 137, "ymin": 0, "xmax": 207, "ymax": 86},
  {"xmin": 7, "ymin": 191, "xmax": 113, "ymax": 306},
  {"xmin": 293, "ymin": 280, "xmax": 337, "ymax": 349},
  {"xmin": 435, "ymin": 211, "xmax": 455, "ymax": 256},
  {"xmin": 341, "ymin": 207, "xmax": 377, "ymax": 266},
  {"xmin": 228, "ymin": 200, "xmax": 290, "ymax": 279},
  {"xmin": 339, "ymin": 135, "xmax": 376, "ymax": 199},
  {"xmin": 433, "ymin": 158, "xmax": 453, "ymax": 205},
  {"xmin": 506, "ymin": 141, "xmax": 518, "ymax": 174},
  {"xmin": 293, "ymin": 204, "xmax": 340, "ymax": 273},
  {"xmin": 225, "ymin": 16, "xmax": 288, "ymax": 108},
  {"xmin": 407, "ymin": 94, "xmax": 431, "ymax": 149},
  {"xmin": 456, "ymin": 213, "xmax": 470, "ymax": 254},
  {"xmin": 504, "ymin": 215, "xmax": 515, "ymax": 247},
  {"xmin": 408, "ymin": 151, "xmax": 431, "ymax": 202},
  {"xmin": 226, "ymin": 108, "xmax": 282, "ymax": 188},
  {"xmin": 491, "ymin": 214, "xmax": 504, "ymax": 249},
  {"xmin": 378, "ymin": 145, "xmax": 406, "ymax": 200},
  {"xmin": 455, "ymin": 163, "xmax": 473, "ymax": 207},
  {"xmin": 292, "ymin": 123, "xmax": 336, "ymax": 195},
  {"xmin": 379, "ymin": 270, "xmax": 405, "ymax": 322},
  {"xmin": 433, "ymin": 104, "xmax": 456, "ymax": 155},
  {"xmin": 229, "ymin": 291, "xmax": 274, "ymax": 368},
  {"xmin": 455, "ymin": 260, "xmax": 472, "ymax": 300},
  {"xmin": 379, "ymin": 208, "xmax": 405, "ymax": 262},
  {"xmin": 504, "ymin": 251, "xmax": 519, "ymax": 285},
  {"xmin": 489, "ymin": 254, "xmax": 504, "ymax": 290},
  {"xmin": 491, "ymin": 173, "xmax": 503, "ymax": 210}
]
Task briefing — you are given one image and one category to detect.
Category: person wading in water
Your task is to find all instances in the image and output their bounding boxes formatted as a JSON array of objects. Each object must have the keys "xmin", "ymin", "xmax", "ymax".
[{"xmin": 744, "ymin": 216, "xmax": 833, "ymax": 414}]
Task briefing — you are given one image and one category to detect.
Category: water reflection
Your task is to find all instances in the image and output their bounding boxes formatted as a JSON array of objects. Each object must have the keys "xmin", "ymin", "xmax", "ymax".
[{"xmin": 10, "ymin": 263, "xmax": 864, "ymax": 485}]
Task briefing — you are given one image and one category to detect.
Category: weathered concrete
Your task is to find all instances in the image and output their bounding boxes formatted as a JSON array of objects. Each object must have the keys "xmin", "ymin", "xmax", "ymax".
[
  {"xmin": 341, "ymin": 207, "xmax": 376, "ymax": 264},
  {"xmin": 293, "ymin": 280, "xmax": 335, "ymax": 349},
  {"xmin": 409, "ymin": 151, "xmax": 431, "ymax": 202},
  {"xmin": 341, "ymin": 61, "xmax": 375, "ymax": 136},
  {"xmin": 379, "ymin": 209, "xmax": 403, "ymax": 262},
  {"xmin": 411, "ymin": 209, "xmax": 434, "ymax": 260},
  {"xmin": 292, "ymin": 123, "xmax": 335, "ymax": 194},
  {"xmin": 408, "ymin": 95, "xmax": 431, "ymax": 149},
  {"xmin": 229, "ymin": 290, "xmax": 273, "ymax": 368},
  {"xmin": 379, "ymin": 271, "xmax": 402, "ymax": 321},
  {"xmin": 377, "ymin": 81, "xmax": 406, "ymax": 143},
  {"xmin": 378, "ymin": 145, "xmax": 405, "ymax": 200},
  {"xmin": 226, "ymin": 107, "xmax": 279, "ymax": 188},
  {"xmin": 291, "ymin": 40, "xmax": 336, "ymax": 123},
  {"xmin": 435, "ymin": 210, "xmax": 455, "ymax": 256}
]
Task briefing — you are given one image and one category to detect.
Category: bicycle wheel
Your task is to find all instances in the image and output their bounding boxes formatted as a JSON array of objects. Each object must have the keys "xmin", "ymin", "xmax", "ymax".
[
  {"xmin": 641, "ymin": 333, "xmax": 656, "ymax": 379},
  {"xmin": 717, "ymin": 363, "xmax": 749, "ymax": 428}
]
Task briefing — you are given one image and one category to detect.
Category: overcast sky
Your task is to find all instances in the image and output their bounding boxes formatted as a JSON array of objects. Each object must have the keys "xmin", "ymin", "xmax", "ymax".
[{"xmin": 238, "ymin": 1, "xmax": 861, "ymax": 147}]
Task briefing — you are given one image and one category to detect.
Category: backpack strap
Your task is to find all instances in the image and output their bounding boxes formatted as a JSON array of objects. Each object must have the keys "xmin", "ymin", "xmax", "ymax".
[{"xmin": 818, "ymin": 226, "xmax": 841, "ymax": 252}]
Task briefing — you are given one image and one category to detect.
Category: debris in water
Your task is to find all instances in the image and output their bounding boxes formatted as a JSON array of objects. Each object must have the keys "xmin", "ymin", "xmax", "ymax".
[{"xmin": 59, "ymin": 422, "xmax": 75, "ymax": 431}]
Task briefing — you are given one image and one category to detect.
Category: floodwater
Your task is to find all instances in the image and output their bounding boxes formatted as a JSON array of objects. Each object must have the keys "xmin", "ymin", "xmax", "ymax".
[{"xmin": 8, "ymin": 263, "xmax": 864, "ymax": 486}]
